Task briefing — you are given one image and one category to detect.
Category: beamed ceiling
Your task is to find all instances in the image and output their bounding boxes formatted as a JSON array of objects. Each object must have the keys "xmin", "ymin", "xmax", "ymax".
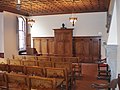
[{"xmin": 0, "ymin": 0, "xmax": 111, "ymax": 16}]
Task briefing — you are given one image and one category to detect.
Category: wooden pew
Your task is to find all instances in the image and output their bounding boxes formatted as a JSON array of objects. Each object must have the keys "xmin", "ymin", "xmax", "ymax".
[
  {"xmin": 24, "ymin": 55, "xmax": 37, "ymax": 61},
  {"xmin": 63, "ymin": 57, "xmax": 82, "ymax": 79},
  {"xmin": 0, "ymin": 72, "xmax": 8, "ymax": 90},
  {"xmin": 25, "ymin": 66, "xmax": 45, "ymax": 77},
  {"xmin": 0, "ymin": 64, "xmax": 8, "ymax": 72},
  {"xmin": 6, "ymin": 73, "xmax": 29, "ymax": 90},
  {"xmin": 45, "ymin": 67, "xmax": 70, "ymax": 90},
  {"xmin": 50, "ymin": 57, "xmax": 64, "ymax": 62},
  {"xmin": 22, "ymin": 60, "xmax": 37, "ymax": 66},
  {"xmin": 12, "ymin": 54, "xmax": 25, "ymax": 60},
  {"xmin": 28, "ymin": 76, "xmax": 61, "ymax": 90},
  {"xmin": 8, "ymin": 64, "xmax": 25, "ymax": 74},
  {"xmin": 36, "ymin": 56, "xmax": 51, "ymax": 61},
  {"xmin": 7, "ymin": 59, "xmax": 22, "ymax": 65},
  {"xmin": 37, "ymin": 61, "xmax": 53, "ymax": 67}
]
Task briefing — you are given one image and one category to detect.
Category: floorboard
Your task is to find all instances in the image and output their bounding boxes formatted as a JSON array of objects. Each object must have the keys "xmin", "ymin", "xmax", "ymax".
[{"xmin": 73, "ymin": 63, "xmax": 108, "ymax": 90}]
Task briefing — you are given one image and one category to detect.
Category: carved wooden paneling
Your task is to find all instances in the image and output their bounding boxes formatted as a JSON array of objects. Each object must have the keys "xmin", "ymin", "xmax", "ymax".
[
  {"xmin": 73, "ymin": 36, "xmax": 101, "ymax": 63},
  {"xmin": 54, "ymin": 29, "xmax": 73, "ymax": 56},
  {"xmin": 33, "ymin": 38, "xmax": 41, "ymax": 54},
  {"xmin": 33, "ymin": 37, "xmax": 54, "ymax": 55},
  {"xmin": 47, "ymin": 38, "xmax": 54, "ymax": 55},
  {"xmin": 33, "ymin": 36, "xmax": 101, "ymax": 63},
  {"xmin": 92, "ymin": 38, "xmax": 101, "ymax": 61}
]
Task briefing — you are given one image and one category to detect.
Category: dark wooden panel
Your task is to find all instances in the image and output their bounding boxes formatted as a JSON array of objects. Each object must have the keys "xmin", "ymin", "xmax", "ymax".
[
  {"xmin": 54, "ymin": 28, "xmax": 73, "ymax": 56},
  {"xmin": 73, "ymin": 36, "xmax": 101, "ymax": 63},
  {"xmin": 33, "ymin": 36, "xmax": 101, "ymax": 63},
  {"xmin": 0, "ymin": 53, "xmax": 4, "ymax": 58}
]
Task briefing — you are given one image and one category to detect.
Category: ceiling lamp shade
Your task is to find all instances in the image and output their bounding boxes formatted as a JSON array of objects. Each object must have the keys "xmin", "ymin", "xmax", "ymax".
[
  {"xmin": 28, "ymin": 19, "xmax": 35, "ymax": 27},
  {"xmin": 28, "ymin": 2, "xmax": 35, "ymax": 28},
  {"xmin": 16, "ymin": 0, "xmax": 21, "ymax": 10},
  {"xmin": 69, "ymin": 17, "xmax": 77, "ymax": 26},
  {"xmin": 69, "ymin": 0, "xmax": 77, "ymax": 26}
]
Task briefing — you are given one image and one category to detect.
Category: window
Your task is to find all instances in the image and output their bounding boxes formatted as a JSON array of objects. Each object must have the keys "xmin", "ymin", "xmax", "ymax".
[{"xmin": 18, "ymin": 16, "xmax": 26, "ymax": 51}]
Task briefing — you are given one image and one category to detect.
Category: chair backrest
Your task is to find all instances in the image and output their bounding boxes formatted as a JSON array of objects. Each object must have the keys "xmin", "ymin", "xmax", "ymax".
[
  {"xmin": 25, "ymin": 66, "xmax": 45, "ymax": 77},
  {"xmin": 37, "ymin": 61, "xmax": 53, "ymax": 67},
  {"xmin": 109, "ymin": 79, "xmax": 118, "ymax": 90},
  {"xmin": 8, "ymin": 64, "xmax": 24, "ymax": 74},
  {"xmin": 0, "ymin": 72, "xmax": 7, "ymax": 89},
  {"xmin": 7, "ymin": 59, "xmax": 22, "ymax": 65},
  {"xmin": 54, "ymin": 62, "xmax": 72, "ymax": 74},
  {"xmin": 22, "ymin": 60, "xmax": 37, "ymax": 66},
  {"xmin": 7, "ymin": 73, "xmax": 28, "ymax": 89},
  {"xmin": 0, "ymin": 64, "xmax": 8, "ymax": 72},
  {"xmin": 45, "ymin": 67, "xmax": 66, "ymax": 79},
  {"xmin": 28, "ymin": 76, "xmax": 56, "ymax": 90}
]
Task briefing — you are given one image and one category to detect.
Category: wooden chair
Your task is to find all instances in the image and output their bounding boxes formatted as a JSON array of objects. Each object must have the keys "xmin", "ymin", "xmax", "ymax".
[
  {"xmin": 45, "ymin": 67, "xmax": 68, "ymax": 90},
  {"xmin": 36, "ymin": 56, "xmax": 50, "ymax": 61},
  {"xmin": 54, "ymin": 62, "xmax": 72, "ymax": 73},
  {"xmin": 8, "ymin": 64, "xmax": 25, "ymax": 74},
  {"xmin": 25, "ymin": 66, "xmax": 45, "ymax": 77},
  {"xmin": 50, "ymin": 57, "xmax": 64, "ymax": 62},
  {"xmin": 0, "ymin": 58, "xmax": 7, "ymax": 64},
  {"xmin": 22, "ymin": 60, "xmax": 37, "ymax": 66},
  {"xmin": 0, "ymin": 72, "xmax": 8, "ymax": 90},
  {"xmin": 0, "ymin": 64, "xmax": 8, "ymax": 72},
  {"xmin": 7, "ymin": 59, "xmax": 22, "ymax": 65},
  {"xmin": 28, "ymin": 76, "xmax": 58, "ymax": 90},
  {"xmin": 64, "ymin": 57, "xmax": 82, "ymax": 79},
  {"xmin": 24, "ymin": 55, "xmax": 36, "ymax": 61},
  {"xmin": 6, "ymin": 73, "xmax": 29, "ymax": 90},
  {"xmin": 37, "ymin": 61, "xmax": 53, "ymax": 67},
  {"xmin": 12, "ymin": 55, "xmax": 24, "ymax": 60}
]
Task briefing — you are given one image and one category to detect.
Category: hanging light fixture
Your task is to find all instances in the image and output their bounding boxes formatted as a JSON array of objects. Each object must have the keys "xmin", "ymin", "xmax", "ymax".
[
  {"xmin": 28, "ymin": 2, "xmax": 35, "ymax": 28},
  {"xmin": 28, "ymin": 19, "xmax": 35, "ymax": 27},
  {"xmin": 69, "ymin": 0, "xmax": 77, "ymax": 26},
  {"xmin": 16, "ymin": 0, "xmax": 21, "ymax": 10}
]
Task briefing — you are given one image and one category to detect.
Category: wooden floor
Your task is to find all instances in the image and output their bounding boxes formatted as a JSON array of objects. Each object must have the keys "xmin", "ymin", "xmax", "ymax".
[{"xmin": 73, "ymin": 63, "xmax": 108, "ymax": 90}]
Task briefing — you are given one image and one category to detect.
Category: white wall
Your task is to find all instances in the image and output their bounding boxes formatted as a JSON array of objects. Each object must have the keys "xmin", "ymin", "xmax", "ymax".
[
  {"xmin": 107, "ymin": 0, "xmax": 117, "ymax": 45},
  {"xmin": 116, "ymin": 0, "xmax": 120, "ymax": 76},
  {"xmin": 3, "ymin": 11, "xmax": 19, "ymax": 59},
  {"xmin": 0, "ymin": 13, "xmax": 4, "ymax": 52},
  {"xmin": 31, "ymin": 12, "xmax": 108, "ymax": 58}
]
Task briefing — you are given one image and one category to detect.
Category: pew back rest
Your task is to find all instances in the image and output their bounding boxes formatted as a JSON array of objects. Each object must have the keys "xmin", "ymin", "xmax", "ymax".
[
  {"xmin": 45, "ymin": 67, "xmax": 67, "ymax": 79},
  {"xmin": 0, "ymin": 64, "xmax": 8, "ymax": 72},
  {"xmin": 29, "ymin": 76, "xmax": 56, "ymax": 89},
  {"xmin": 8, "ymin": 64, "xmax": 24, "ymax": 74},
  {"xmin": 7, "ymin": 59, "xmax": 22, "ymax": 65},
  {"xmin": 25, "ymin": 66, "xmax": 45, "ymax": 77},
  {"xmin": 37, "ymin": 61, "xmax": 53, "ymax": 67},
  {"xmin": 54, "ymin": 62, "xmax": 72, "ymax": 74},
  {"xmin": 22, "ymin": 60, "xmax": 37, "ymax": 66},
  {"xmin": 7, "ymin": 73, "xmax": 28, "ymax": 89}
]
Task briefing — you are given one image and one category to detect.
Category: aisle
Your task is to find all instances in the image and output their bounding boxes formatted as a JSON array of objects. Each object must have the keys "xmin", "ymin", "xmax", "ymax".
[{"xmin": 74, "ymin": 63, "xmax": 108, "ymax": 90}]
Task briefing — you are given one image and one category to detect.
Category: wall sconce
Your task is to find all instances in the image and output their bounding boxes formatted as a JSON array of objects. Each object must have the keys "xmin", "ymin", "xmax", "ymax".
[{"xmin": 28, "ymin": 19, "xmax": 35, "ymax": 28}]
